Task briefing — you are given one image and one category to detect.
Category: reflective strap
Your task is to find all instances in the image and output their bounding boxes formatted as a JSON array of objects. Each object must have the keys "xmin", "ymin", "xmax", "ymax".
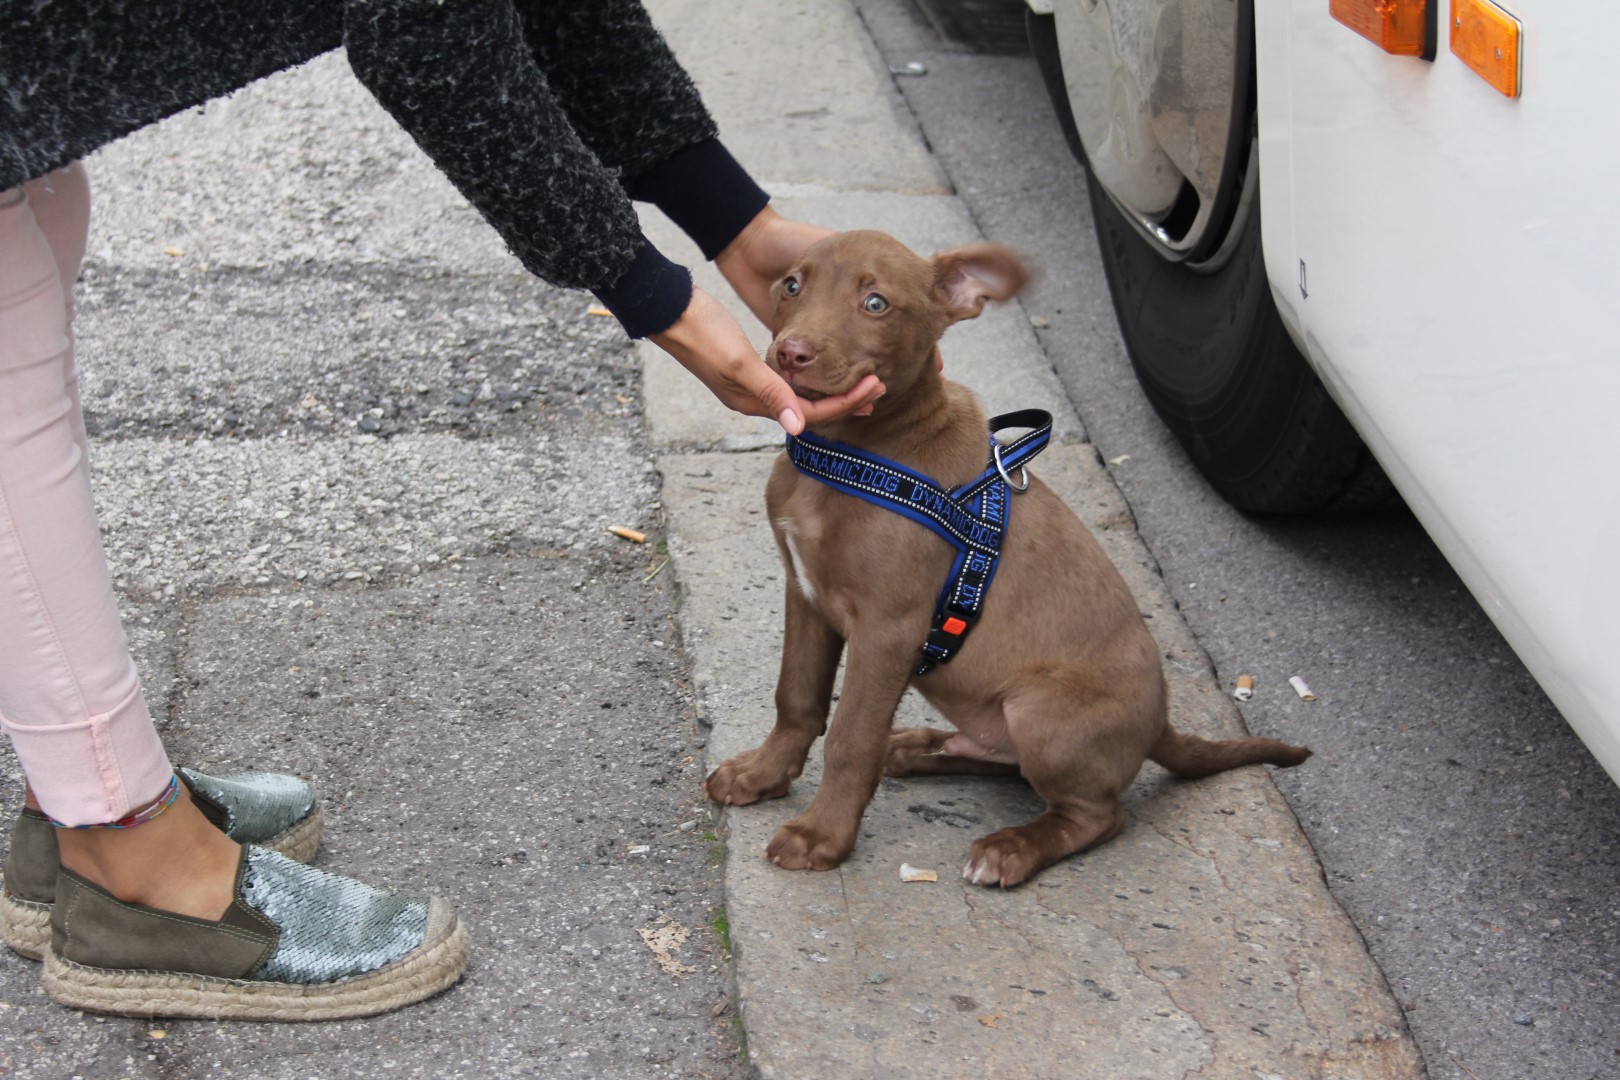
[
  {"xmin": 786, "ymin": 409, "xmax": 1052, "ymax": 674},
  {"xmin": 786, "ymin": 434, "xmax": 1003, "ymax": 554},
  {"xmin": 949, "ymin": 410, "xmax": 1053, "ymax": 501}
]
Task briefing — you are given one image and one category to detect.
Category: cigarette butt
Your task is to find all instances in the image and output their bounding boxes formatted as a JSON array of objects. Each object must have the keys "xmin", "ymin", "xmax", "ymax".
[
  {"xmin": 608, "ymin": 526, "xmax": 646, "ymax": 543},
  {"xmin": 899, "ymin": 863, "xmax": 938, "ymax": 883},
  {"xmin": 1289, "ymin": 676, "xmax": 1316, "ymax": 701},
  {"xmin": 1233, "ymin": 675, "xmax": 1255, "ymax": 702},
  {"xmin": 586, "ymin": 304, "xmax": 613, "ymax": 317},
  {"xmin": 162, "ymin": 246, "xmax": 185, "ymax": 257}
]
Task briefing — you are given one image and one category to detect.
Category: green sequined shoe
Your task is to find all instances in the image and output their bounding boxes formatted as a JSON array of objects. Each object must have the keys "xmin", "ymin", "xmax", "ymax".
[
  {"xmin": 1, "ymin": 767, "xmax": 323, "ymax": 960},
  {"xmin": 43, "ymin": 846, "xmax": 468, "ymax": 1021}
]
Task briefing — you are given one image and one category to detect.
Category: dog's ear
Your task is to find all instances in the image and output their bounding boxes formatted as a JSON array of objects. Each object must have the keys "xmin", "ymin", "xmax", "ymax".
[{"xmin": 931, "ymin": 244, "xmax": 1030, "ymax": 324}]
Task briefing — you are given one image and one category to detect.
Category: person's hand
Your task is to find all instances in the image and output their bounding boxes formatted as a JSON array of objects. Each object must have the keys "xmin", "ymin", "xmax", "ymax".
[
  {"xmin": 714, "ymin": 207, "xmax": 834, "ymax": 328},
  {"xmin": 651, "ymin": 287, "xmax": 884, "ymax": 435}
]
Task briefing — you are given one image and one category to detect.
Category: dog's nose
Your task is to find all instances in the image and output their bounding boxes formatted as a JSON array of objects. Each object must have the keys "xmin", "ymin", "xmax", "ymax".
[{"xmin": 776, "ymin": 337, "xmax": 817, "ymax": 371}]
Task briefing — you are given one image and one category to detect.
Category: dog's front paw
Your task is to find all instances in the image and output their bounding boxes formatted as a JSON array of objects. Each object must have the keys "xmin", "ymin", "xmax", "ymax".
[
  {"xmin": 705, "ymin": 749, "xmax": 796, "ymax": 806},
  {"xmin": 962, "ymin": 829, "xmax": 1042, "ymax": 888},
  {"xmin": 765, "ymin": 817, "xmax": 854, "ymax": 871}
]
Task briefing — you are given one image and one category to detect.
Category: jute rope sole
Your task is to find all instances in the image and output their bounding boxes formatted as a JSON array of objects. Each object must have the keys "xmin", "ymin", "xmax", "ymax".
[
  {"xmin": 42, "ymin": 904, "xmax": 469, "ymax": 1021},
  {"xmin": 0, "ymin": 804, "xmax": 324, "ymax": 963},
  {"xmin": 0, "ymin": 892, "xmax": 50, "ymax": 961}
]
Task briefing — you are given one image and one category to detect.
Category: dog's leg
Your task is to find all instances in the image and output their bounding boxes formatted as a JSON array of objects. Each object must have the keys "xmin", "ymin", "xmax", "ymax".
[
  {"xmin": 884, "ymin": 727, "xmax": 1021, "ymax": 778},
  {"xmin": 961, "ymin": 685, "xmax": 1141, "ymax": 888},
  {"xmin": 705, "ymin": 585, "xmax": 843, "ymax": 806},
  {"xmin": 763, "ymin": 627, "xmax": 916, "ymax": 870}
]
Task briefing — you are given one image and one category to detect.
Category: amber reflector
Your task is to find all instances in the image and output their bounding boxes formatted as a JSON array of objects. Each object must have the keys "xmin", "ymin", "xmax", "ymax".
[
  {"xmin": 1330, "ymin": 0, "xmax": 1429, "ymax": 56},
  {"xmin": 1450, "ymin": 0, "xmax": 1521, "ymax": 97}
]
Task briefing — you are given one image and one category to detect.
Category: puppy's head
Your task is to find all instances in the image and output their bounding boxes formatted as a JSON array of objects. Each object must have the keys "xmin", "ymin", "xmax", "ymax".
[{"xmin": 767, "ymin": 230, "xmax": 1028, "ymax": 409}]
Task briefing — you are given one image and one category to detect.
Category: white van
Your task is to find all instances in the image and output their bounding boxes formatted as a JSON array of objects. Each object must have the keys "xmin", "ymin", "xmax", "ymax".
[{"xmin": 1027, "ymin": 0, "xmax": 1620, "ymax": 783}]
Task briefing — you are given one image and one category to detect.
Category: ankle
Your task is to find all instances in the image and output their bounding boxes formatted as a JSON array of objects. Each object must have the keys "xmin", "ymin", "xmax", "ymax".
[{"xmin": 56, "ymin": 790, "xmax": 239, "ymax": 921}]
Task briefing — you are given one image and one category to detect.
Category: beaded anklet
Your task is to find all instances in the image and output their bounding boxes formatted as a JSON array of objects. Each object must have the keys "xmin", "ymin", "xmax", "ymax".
[{"xmin": 47, "ymin": 774, "xmax": 181, "ymax": 830}]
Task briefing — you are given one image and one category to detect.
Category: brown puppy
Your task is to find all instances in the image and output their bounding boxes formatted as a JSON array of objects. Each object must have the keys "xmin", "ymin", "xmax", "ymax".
[{"xmin": 705, "ymin": 230, "xmax": 1309, "ymax": 887}]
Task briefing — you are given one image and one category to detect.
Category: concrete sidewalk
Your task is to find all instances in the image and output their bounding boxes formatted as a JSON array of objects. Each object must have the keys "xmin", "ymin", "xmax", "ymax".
[{"xmin": 643, "ymin": 1, "xmax": 1424, "ymax": 1076}]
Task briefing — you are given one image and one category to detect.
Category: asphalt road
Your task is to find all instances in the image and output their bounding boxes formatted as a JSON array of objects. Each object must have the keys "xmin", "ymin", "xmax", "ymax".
[
  {"xmin": 856, "ymin": 2, "xmax": 1620, "ymax": 1078},
  {"xmin": 0, "ymin": 54, "xmax": 746, "ymax": 1080}
]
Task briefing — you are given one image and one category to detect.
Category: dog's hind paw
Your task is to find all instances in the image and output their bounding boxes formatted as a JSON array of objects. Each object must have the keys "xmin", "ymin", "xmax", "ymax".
[
  {"xmin": 962, "ymin": 831, "xmax": 1042, "ymax": 888},
  {"xmin": 882, "ymin": 726, "xmax": 953, "ymax": 776}
]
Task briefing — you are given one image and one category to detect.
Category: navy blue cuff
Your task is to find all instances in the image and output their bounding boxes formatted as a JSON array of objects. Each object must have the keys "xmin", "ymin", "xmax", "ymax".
[
  {"xmin": 592, "ymin": 238, "xmax": 693, "ymax": 340},
  {"xmin": 623, "ymin": 138, "xmax": 771, "ymax": 261}
]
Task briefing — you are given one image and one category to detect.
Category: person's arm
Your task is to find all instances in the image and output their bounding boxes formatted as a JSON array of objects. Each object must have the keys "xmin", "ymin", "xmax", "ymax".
[
  {"xmin": 344, "ymin": 0, "xmax": 683, "ymax": 334},
  {"xmin": 343, "ymin": 0, "xmax": 880, "ymax": 425},
  {"xmin": 509, "ymin": 2, "xmax": 773, "ymax": 270},
  {"xmin": 508, "ymin": 0, "xmax": 717, "ymax": 181}
]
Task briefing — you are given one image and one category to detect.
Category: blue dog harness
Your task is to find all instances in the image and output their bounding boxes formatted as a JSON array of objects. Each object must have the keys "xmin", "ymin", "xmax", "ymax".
[{"xmin": 785, "ymin": 409, "xmax": 1053, "ymax": 675}]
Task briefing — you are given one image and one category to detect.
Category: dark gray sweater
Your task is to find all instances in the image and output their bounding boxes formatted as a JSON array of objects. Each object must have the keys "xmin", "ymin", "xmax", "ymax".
[{"xmin": 0, "ymin": 0, "xmax": 767, "ymax": 336}]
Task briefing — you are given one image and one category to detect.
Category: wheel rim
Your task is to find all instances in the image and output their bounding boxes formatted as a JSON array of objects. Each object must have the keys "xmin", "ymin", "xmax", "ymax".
[{"xmin": 1051, "ymin": 0, "xmax": 1253, "ymax": 266}]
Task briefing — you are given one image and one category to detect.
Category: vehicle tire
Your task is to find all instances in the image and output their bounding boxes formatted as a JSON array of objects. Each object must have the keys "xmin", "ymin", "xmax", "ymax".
[
  {"xmin": 1086, "ymin": 162, "xmax": 1394, "ymax": 514},
  {"xmin": 1031, "ymin": 10, "xmax": 1396, "ymax": 514}
]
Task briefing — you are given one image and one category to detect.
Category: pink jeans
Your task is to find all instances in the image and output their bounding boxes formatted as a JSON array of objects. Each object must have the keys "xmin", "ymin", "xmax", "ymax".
[{"xmin": 0, "ymin": 164, "xmax": 173, "ymax": 826}]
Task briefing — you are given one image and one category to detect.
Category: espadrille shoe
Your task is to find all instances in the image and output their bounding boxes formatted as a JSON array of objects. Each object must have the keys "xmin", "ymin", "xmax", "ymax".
[
  {"xmin": 1, "ymin": 767, "xmax": 323, "ymax": 960},
  {"xmin": 43, "ymin": 846, "xmax": 468, "ymax": 1021}
]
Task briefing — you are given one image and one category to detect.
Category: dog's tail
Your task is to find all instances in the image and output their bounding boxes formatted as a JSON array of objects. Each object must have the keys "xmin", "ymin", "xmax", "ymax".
[{"xmin": 1147, "ymin": 726, "xmax": 1311, "ymax": 780}]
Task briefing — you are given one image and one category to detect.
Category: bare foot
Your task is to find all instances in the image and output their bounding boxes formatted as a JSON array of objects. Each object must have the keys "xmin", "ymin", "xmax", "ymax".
[{"xmin": 54, "ymin": 784, "xmax": 240, "ymax": 922}]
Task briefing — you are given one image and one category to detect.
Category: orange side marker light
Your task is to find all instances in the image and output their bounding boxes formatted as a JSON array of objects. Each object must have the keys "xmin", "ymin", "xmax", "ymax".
[
  {"xmin": 1450, "ymin": 0, "xmax": 1522, "ymax": 97},
  {"xmin": 1330, "ymin": 0, "xmax": 1430, "ymax": 57}
]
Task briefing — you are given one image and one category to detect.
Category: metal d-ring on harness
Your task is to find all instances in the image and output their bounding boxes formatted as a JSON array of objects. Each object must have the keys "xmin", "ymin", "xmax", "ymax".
[{"xmin": 784, "ymin": 408, "xmax": 1053, "ymax": 676}]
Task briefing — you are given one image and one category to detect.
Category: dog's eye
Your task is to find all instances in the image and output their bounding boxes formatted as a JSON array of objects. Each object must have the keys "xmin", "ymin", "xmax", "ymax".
[
  {"xmin": 782, "ymin": 277, "xmax": 801, "ymax": 298},
  {"xmin": 863, "ymin": 293, "xmax": 889, "ymax": 314}
]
